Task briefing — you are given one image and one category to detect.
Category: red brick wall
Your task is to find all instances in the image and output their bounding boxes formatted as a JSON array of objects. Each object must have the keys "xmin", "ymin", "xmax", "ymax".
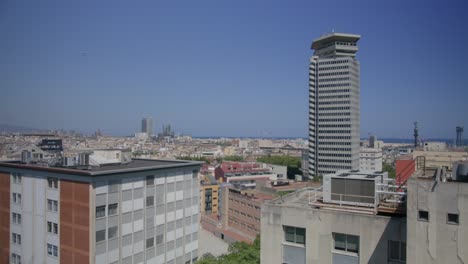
[
  {"xmin": 60, "ymin": 180, "xmax": 90, "ymax": 264},
  {"xmin": 0, "ymin": 172, "xmax": 10, "ymax": 264}
]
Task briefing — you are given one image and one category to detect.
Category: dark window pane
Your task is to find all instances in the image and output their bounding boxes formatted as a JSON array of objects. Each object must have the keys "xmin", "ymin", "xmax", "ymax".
[
  {"xmin": 347, "ymin": 235, "xmax": 359, "ymax": 253},
  {"xmin": 285, "ymin": 226, "xmax": 295, "ymax": 243},
  {"xmin": 334, "ymin": 233, "xmax": 346, "ymax": 251}
]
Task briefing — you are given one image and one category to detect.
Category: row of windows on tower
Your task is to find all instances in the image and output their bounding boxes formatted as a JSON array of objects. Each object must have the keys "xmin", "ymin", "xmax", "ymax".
[
  {"xmin": 318, "ymin": 142, "xmax": 352, "ymax": 146},
  {"xmin": 318, "ymin": 159, "xmax": 352, "ymax": 163},
  {"xmin": 317, "ymin": 130, "xmax": 352, "ymax": 134},
  {"xmin": 319, "ymin": 106, "xmax": 350, "ymax": 111},
  {"xmin": 318, "ymin": 124, "xmax": 351, "ymax": 128},
  {"xmin": 318, "ymin": 112, "xmax": 351, "ymax": 117},
  {"xmin": 318, "ymin": 83, "xmax": 351, "ymax": 88},
  {"xmin": 317, "ymin": 136, "xmax": 352, "ymax": 140},
  {"xmin": 318, "ymin": 59, "xmax": 350, "ymax": 65},
  {"xmin": 318, "ymin": 153, "xmax": 353, "ymax": 157},
  {"xmin": 318, "ymin": 89, "xmax": 351, "ymax": 94},
  {"xmin": 318, "ymin": 71, "xmax": 349, "ymax": 77},
  {"xmin": 317, "ymin": 65, "xmax": 349, "ymax": 71},
  {"xmin": 318, "ymin": 148, "xmax": 352, "ymax": 152},
  {"xmin": 314, "ymin": 77, "xmax": 350, "ymax": 82},
  {"xmin": 318, "ymin": 118, "xmax": 351, "ymax": 122},
  {"xmin": 318, "ymin": 95, "xmax": 350, "ymax": 100},
  {"xmin": 318, "ymin": 101, "xmax": 351, "ymax": 105}
]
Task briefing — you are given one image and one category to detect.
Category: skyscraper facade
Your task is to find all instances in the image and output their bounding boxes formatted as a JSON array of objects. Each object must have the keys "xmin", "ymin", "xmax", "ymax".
[
  {"xmin": 142, "ymin": 117, "xmax": 154, "ymax": 136},
  {"xmin": 308, "ymin": 33, "xmax": 361, "ymax": 178},
  {"xmin": 456, "ymin": 126, "xmax": 464, "ymax": 146}
]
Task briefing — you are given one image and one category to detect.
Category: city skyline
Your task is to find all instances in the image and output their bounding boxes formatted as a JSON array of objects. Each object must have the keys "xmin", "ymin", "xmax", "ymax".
[{"xmin": 1, "ymin": 0, "xmax": 467, "ymax": 138}]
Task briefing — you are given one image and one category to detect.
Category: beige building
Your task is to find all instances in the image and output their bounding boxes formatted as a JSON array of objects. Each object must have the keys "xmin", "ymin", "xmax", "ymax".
[{"xmin": 412, "ymin": 150, "xmax": 468, "ymax": 170}]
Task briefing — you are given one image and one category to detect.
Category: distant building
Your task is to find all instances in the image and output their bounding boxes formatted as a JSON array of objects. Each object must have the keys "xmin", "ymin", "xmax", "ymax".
[
  {"xmin": 359, "ymin": 148, "xmax": 383, "ymax": 172},
  {"xmin": 0, "ymin": 154, "xmax": 202, "ymax": 264},
  {"xmin": 199, "ymin": 175, "xmax": 220, "ymax": 216},
  {"xmin": 214, "ymin": 162, "xmax": 280, "ymax": 189},
  {"xmin": 456, "ymin": 126, "xmax": 464, "ymax": 146},
  {"xmin": 412, "ymin": 149, "xmax": 468, "ymax": 170},
  {"xmin": 369, "ymin": 135, "xmax": 376, "ymax": 148},
  {"xmin": 423, "ymin": 141, "xmax": 447, "ymax": 151},
  {"xmin": 141, "ymin": 117, "xmax": 153, "ymax": 136},
  {"xmin": 308, "ymin": 33, "xmax": 361, "ymax": 179}
]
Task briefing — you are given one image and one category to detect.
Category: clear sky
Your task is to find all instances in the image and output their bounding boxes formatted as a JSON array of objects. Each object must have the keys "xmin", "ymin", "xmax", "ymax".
[{"xmin": 1, "ymin": 0, "xmax": 467, "ymax": 139}]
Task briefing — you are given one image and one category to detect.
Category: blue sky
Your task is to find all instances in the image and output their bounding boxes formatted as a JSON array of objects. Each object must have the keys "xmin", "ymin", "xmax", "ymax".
[{"xmin": 1, "ymin": 0, "xmax": 467, "ymax": 138}]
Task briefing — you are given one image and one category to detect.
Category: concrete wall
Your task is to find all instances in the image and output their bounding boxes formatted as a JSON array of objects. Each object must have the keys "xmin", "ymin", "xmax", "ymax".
[
  {"xmin": 407, "ymin": 178, "xmax": 468, "ymax": 263},
  {"xmin": 261, "ymin": 204, "xmax": 406, "ymax": 264}
]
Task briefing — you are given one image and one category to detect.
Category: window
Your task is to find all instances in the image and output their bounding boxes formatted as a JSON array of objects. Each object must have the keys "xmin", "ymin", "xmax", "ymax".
[
  {"xmin": 12, "ymin": 193, "xmax": 21, "ymax": 204},
  {"xmin": 108, "ymin": 180, "xmax": 119, "ymax": 193},
  {"xmin": 47, "ymin": 199, "xmax": 58, "ymax": 212},
  {"xmin": 47, "ymin": 222, "xmax": 58, "ymax": 235},
  {"xmin": 108, "ymin": 203, "xmax": 118, "ymax": 216},
  {"xmin": 96, "ymin": 230, "xmax": 106, "ymax": 243},
  {"xmin": 12, "ymin": 213, "xmax": 21, "ymax": 225},
  {"xmin": 96, "ymin": 206, "xmax": 106, "ymax": 218},
  {"xmin": 156, "ymin": 234, "xmax": 164, "ymax": 245},
  {"xmin": 333, "ymin": 233, "xmax": 359, "ymax": 254},
  {"xmin": 47, "ymin": 177, "xmax": 58, "ymax": 189},
  {"xmin": 284, "ymin": 226, "xmax": 306, "ymax": 245},
  {"xmin": 146, "ymin": 196, "xmax": 154, "ymax": 207},
  {"xmin": 146, "ymin": 175, "xmax": 155, "ymax": 186},
  {"xmin": 11, "ymin": 253, "xmax": 21, "ymax": 264},
  {"xmin": 146, "ymin": 237, "xmax": 154, "ymax": 248},
  {"xmin": 108, "ymin": 226, "xmax": 118, "ymax": 239},
  {"xmin": 47, "ymin": 244, "xmax": 58, "ymax": 257},
  {"xmin": 12, "ymin": 233, "xmax": 21, "ymax": 245},
  {"xmin": 192, "ymin": 170, "xmax": 198, "ymax": 179},
  {"xmin": 418, "ymin": 210, "xmax": 429, "ymax": 221},
  {"xmin": 12, "ymin": 173, "xmax": 22, "ymax": 184},
  {"xmin": 388, "ymin": 240, "xmax": 406, "ymax": 263},
  {"xmin": 447, "ymin": 213, "xmax": 459, "ymax": 224}
]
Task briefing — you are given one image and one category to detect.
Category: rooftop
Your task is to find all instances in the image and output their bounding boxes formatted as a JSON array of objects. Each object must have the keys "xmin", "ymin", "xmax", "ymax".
[
  {"xmin": 0, "ymin": 158, "xmax": 203, "ymax": 176},
  {"xmin": 312, "ymin": 32, "xmax": 361, "ymax": 50},
  {"xmin": 267, "ymin": 187, "xmax": 405, "ymax": 217}
]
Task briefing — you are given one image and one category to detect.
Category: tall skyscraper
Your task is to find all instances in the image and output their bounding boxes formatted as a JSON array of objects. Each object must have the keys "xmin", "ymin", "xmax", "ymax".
[
  {"xmin": 141, "ymin": 117, "xmax": 153, "ymax": 136},
  {"xmin": 308, "ymin": 33, "xmax": 361, "ymax": 178},
  {"xmin": 456, "ymin": 126, "xmax": 464, "ymax": 146}
]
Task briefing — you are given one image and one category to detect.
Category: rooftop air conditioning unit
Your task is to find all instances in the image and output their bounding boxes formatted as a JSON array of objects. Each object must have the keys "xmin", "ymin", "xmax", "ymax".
[{"xmin": 323, "ymin": 170, "xmax": 388, "ymax": 207}]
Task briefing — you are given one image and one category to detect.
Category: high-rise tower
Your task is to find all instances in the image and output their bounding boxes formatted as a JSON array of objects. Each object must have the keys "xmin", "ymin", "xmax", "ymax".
[
  {"xmin": 456, "ymin": 126, "xmax": 464, "ymax": 146},
  {"xmin": 308, "ymin": 33, "xmax": 361, "ymax": 178},
  {"xmin": 141, "ymin": 117, "xmax": 153, "ymax": 136}
]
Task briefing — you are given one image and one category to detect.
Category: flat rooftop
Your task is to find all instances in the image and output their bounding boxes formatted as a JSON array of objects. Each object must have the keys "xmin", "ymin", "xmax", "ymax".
[
  {"xmin": 312, "ymin": 32, "xmax": 361, "ymax": 50},
  {"xmin": 267, "ymin": 187, "xmax": 405, "ymax": 217},
  {"xmin": 0, "ymin": 159, "xmax": 203, "ymax": 176}
]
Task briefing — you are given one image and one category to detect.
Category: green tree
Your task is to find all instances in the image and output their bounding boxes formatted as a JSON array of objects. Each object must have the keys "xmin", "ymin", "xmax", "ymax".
[
  {"xmin": 196, "ymin": 236, "xmax": 260, "ymax": 264},
  {"xmin": 383, "ymin": 163, "xmax": 396, "ymax": 178},
  {"xmin": 222, "ymin": 155, "xmax": 245, "ymax": 162}
]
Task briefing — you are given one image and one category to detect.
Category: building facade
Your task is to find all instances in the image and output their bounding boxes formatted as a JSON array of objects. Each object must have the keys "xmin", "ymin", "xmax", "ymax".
[
  {"xmin": 0, "ymin": 158, "xmax": 202, "ymax": 264},
  {"xmin": 261, "ymin": 188, "xmax": 406, "ymax": 264},
  {"xmin": 141, "ymin": 117, "xmax": 154, "ymax": 136},
  {"xmin": 359, "ymin": 148, "xmax": 383, "ymax": 172},
  {"xmin": 308, "ymin": 33, "xmax": 361, "ymax": 178},
  {"xmin": 406, "ymin": 165, "xmax": 468, "ymax": 263}
]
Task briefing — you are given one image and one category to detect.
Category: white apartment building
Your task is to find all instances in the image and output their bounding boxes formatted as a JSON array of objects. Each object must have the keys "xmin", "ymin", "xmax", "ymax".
[
  {"xmin": 359, "ymin": 148, "xmax": 383, "ymax": 172},
  {"xmin": 0, "ymin": 156, "xmax": 202, "ymax": 264},
  {"xmin": 308, "ymin": 33, "xmax": 361, "ymax": 178}
]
